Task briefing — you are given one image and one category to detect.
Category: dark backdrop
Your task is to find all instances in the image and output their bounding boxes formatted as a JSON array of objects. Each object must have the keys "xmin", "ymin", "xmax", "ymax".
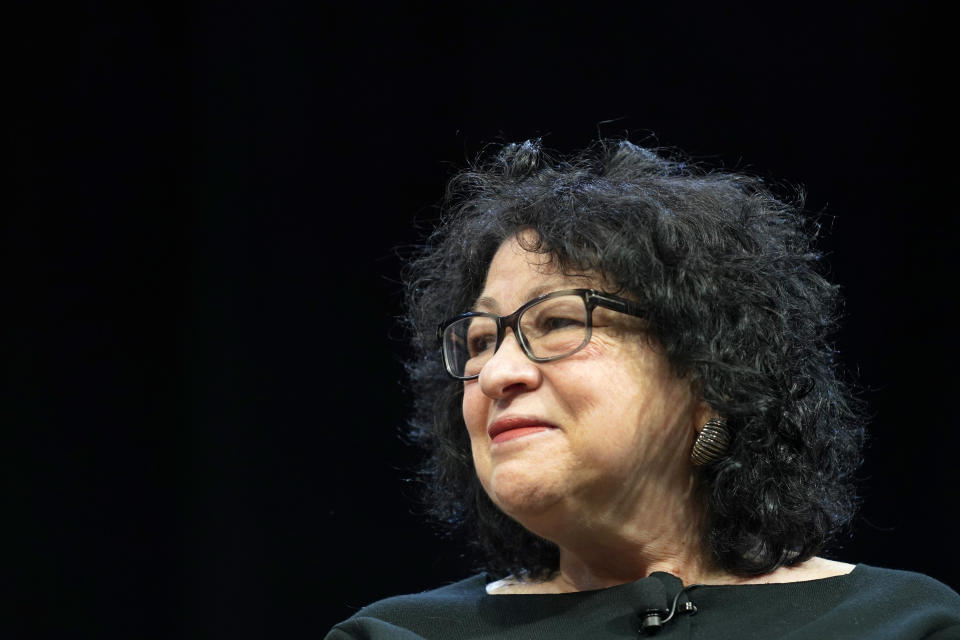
[{"xmin": 11, "ymin": 2, "xmax": 955, "ymax": 637}]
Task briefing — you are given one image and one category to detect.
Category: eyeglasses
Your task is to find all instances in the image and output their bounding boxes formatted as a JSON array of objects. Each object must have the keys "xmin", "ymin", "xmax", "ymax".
[{"xmin": 437, "ymin": 288, "xmax": 645, "ymax": 380}]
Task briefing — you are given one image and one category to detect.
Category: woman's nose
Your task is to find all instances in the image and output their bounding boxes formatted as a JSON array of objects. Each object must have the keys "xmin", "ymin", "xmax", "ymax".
[{"xmin": 477, "ymin": 330, "xmax": 543, "ymax": 398}]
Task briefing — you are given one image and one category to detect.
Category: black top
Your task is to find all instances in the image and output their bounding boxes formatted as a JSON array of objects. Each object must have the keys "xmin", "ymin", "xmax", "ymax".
[{"xmin": 326, "ymin": 564, "xmax": 960, "ymax": 639}]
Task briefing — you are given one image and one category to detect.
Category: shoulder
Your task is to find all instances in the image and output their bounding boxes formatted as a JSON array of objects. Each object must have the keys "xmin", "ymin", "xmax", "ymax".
[
  {"xmin": 692, "ymin": 563, "xmax": 960, "ymax": 639},
  {"xmin": 358, "ymin": 573, "xmax": 489, "ymax": 612},
  {"xmin": 842, "ymin": 565, "xmax": 960, "ymax": 637},
  {"xmin": 326, "ymin": 574, "xmax": 489, "ymax": 640},
  {"xmin": 848, "ymin": 564, "xmax": 960, "ymax": 602}
]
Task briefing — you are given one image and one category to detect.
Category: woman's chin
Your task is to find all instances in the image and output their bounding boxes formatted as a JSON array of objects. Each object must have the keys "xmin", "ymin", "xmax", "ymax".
[{"xmin": 484, "ymin": 465, "xmax": 566, "ymax": 520}]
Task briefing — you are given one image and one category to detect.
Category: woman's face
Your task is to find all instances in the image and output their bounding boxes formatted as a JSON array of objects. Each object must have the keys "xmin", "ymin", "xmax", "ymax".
[{"xmin": 462, "ymin": 233, "xmax": 709, "ymax": 539}]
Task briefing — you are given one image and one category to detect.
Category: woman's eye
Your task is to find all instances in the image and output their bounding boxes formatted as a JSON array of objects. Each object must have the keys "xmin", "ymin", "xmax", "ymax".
[
  {"xmin": 543, "ymin": 316, "xmax": 584, "ymax": 331},
  {"xmin": 468, "ymin": 334, "xmax": 495, "ymax": 356}
]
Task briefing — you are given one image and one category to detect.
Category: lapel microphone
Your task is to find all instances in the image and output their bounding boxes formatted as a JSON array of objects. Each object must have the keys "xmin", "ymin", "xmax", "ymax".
[
  {"xmin": 637, "ymin": 579, "xmax": 669, "ymax": 634},
  {"xmin": 638, "ymin": 578, "xmax": 700, "ymax": 635}
]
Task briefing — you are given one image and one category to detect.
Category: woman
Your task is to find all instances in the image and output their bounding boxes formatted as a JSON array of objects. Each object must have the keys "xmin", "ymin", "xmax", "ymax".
[{"xmin": 327, "ymin": 140, "xmax": 960, "ymax": 638}]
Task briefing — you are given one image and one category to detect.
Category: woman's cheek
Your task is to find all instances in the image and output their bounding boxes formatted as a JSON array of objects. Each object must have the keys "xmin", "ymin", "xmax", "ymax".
[{"xmin": 461, "ymin": 383, "xmax": 487, "ymax": 438}]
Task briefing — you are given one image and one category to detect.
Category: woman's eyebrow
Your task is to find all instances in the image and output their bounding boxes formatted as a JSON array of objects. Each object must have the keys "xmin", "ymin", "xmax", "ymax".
[
  {"xmin": 472, "ymin": 295, "xmax": 498, "ymax": 313},
  {"xmin": 470, "ymin": 285, "xmax": 570, "ymax": 313}
]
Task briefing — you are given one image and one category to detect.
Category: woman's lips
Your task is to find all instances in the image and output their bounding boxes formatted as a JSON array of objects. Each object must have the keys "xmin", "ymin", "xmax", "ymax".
[
  {"xmin": 488, "ymin": 417, "xmax": 557, "ymax": 444},
  {"xmin": 491, "ymin": 426, "xmax": 553, "ymax": 443}
]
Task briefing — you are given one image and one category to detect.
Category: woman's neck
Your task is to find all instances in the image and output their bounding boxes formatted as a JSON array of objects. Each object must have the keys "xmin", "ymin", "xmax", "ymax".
[
  {"xmin": 549, "ymin": 521, "xmax": 722, "ymax": 592},
  {"xmin": 545, "ymin": 469, "xmax": 722, "ymax": 590}
]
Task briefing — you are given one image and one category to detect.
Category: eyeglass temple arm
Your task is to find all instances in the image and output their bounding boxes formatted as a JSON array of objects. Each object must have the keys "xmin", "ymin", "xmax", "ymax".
[{"xmin": 590, "ymin": 292, "xmax": 645, "ymax": 318}]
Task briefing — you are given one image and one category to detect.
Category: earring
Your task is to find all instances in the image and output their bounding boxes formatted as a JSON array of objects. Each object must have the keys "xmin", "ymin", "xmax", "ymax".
[{"xmin": 690, "ymin": 418, "xmax": 730, "ymax": 466}]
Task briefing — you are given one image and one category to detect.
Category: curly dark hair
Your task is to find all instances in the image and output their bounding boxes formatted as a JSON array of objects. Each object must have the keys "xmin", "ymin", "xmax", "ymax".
[{"xmin": 401, "ymin": 138, "xmax": 865, "ymax": 578}]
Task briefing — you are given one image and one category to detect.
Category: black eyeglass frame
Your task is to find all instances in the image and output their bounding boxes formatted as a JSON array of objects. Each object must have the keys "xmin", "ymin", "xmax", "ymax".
[{"xmin": 437, "ymin": 288, "xmax": 645, "ymax": 380}]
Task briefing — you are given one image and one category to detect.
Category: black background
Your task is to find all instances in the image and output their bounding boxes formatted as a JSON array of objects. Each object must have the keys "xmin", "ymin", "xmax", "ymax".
[{"xmin": 10, "ymin": 2, "xmax": 956, "ymax": 637}]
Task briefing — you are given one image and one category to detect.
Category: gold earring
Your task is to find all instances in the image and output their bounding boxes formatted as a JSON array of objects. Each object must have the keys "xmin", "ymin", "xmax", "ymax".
[{"xmin": 690, "ymin": 418, "xmax": 730, "ymax": 466}]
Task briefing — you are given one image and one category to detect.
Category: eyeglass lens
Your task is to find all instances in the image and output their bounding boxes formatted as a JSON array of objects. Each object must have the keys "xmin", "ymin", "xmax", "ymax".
[{"xmin": 442, "ymin": 294, "xmax": 590, "ymax": 378}]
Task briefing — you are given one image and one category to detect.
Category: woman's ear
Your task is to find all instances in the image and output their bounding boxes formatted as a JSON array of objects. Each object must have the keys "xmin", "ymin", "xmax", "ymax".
[{"xmin": 691, "ymin": 401, "xmax": 719, "ymax": 436}]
